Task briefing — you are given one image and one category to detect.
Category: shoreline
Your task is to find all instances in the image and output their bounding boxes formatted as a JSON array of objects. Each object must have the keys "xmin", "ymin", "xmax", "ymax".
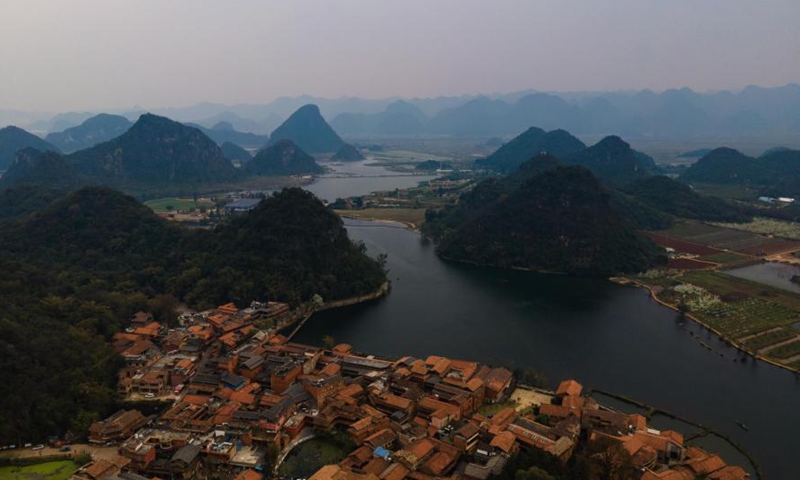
[
  {"xmin": 615, "ymin": 276, "xmax": 800, "ymax": 376},
  {"xmin": 340, "ymin": 214, "xmax": 800, "ymax": 377},
  {"xmin": 284, "ymin": 281, "xmax": 390, "ymax": 341}
]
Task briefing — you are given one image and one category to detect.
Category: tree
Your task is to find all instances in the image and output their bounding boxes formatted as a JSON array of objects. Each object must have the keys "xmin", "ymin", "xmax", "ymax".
[
  {"xmin": 587, "ymin": 437, "xmax": 637, "ymax": 480},
  {"xmin": 516, "ymin": 466, "xmax": 555, "ymax": 480},
  {"xmin": 322, "ymin": 335, "xmax": 336, "ymax": 350}
]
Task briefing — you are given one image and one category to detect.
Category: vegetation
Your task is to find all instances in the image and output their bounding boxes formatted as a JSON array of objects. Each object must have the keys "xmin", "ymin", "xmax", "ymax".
[
  {"xmin": 624, "ymin": 175, "xmax": 752, "ymax": 223},
  {"xmin": 742, "ymin": 329, "xmax": 797, "ymax": 350},
  {"xmin": 712, "ymin": 217, "xmax": 800, "ymax": 240},
  {"xmin": 220, "ymin": 141, "xmax": 252, "ymax": 161},
  {"xmin": 0, "ymin": 186, "xmax": 386, "ymax": 444},
  {"xmin": 267, "ymin": 104, "xmax": 344, "ymax": 153},
  {"xmin": 0, "ymin": 126, "xmax": 59, "ymax": 170},
  {"xmin": 1, "ymin": 114, "xmax": 238, "ymax": 190},
  {"xmin": 331, "ymin": 143, "xmax": 365, "ymax": 161},
  {"xmin": 0, "ymin": 461, "xmax": 78, "ymax": 480},
  {"xmin": 244, "ymin": 140, "xmax": 323, "ymax": 176},
  {"xmin": 562, "ymin": 135, "xmax": 657, "ymax": 185},
  {"xmin": 143, "ymin": 197, "xmax": 214, "ymax": 213},
  {"xmin": 45, "ymin": 114, "xmax": 131, "ymax": 154},
  {"xmin": 765, "ymin": 339, "xmax": 800, "ymax": 359},
  {"xmin": 278, "ymin": 437, "xmax": 351, "ymax": 478},
  {"xmin": 425, "ymin": 162, "xmax": 664, "ymax": 277},
  {"xmin": 476, "ymin": 127, "xmax": 586, "ymax": 173}
]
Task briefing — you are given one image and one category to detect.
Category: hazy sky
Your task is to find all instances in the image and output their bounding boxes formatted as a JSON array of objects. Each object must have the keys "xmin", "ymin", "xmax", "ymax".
[{"xmin": 1, "ymin": 0, "xmax": 799, "ymax": 112}]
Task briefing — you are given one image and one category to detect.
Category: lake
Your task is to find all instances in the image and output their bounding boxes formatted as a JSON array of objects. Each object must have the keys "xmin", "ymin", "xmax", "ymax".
[
  {"xmin": 295, "ymin": 219, "xmax": 800, "ymax": 480},
  {"xmin": 303, "ymin": 159, "xmax": 436, "ymax": 202},
  {"xmin": 727, "ymin": 261, "xmax": 800, "ymax": 295}
]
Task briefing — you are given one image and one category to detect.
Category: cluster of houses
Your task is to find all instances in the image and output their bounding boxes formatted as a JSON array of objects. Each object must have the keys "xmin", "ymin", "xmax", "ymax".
[{"xmin": 75, "ymin": 302, "xmax": 748, "ymax": 480}]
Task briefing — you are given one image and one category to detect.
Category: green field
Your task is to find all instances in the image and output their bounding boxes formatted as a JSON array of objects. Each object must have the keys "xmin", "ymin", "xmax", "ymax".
[
  {"xmin": 0, "ymin": 461, "xmax": 78, "ymax": 480},
  {"xmin": 697, "ymin": 252, "xmax": 751, "ymax": 265},
  {"xmin": 742, "ymin": 329, "xmax": 798, "ymax": 350},
  {"xmin": 766, "ymin": 339, "xmax": 800, "ymax": 359},
  {"xmin": 144, "ymin": 197, "xmax": 214, "ymax": 213},
  {"xmin": 695, "ymin": 298, "xmax": 798, "ymax": 339}
]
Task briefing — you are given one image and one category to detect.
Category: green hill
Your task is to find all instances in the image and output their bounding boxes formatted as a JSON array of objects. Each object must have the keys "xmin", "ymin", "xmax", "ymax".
[
  {"xmin": 0, "ymin": 148, "xmax": 79, "ymax": 190},
  {"xmin": 679, "ymin": 147, "xmax": 761, "ymax": 185},
  {"xmin": 221, "ymin": 141, "xmax": 252, "ymax": 161},
  {"xmin": 245, "ymin": 139, "xmax": 323, "ymax": 176},
  {"xmin": 268, "ymin": 104, "xmax": 344, "ymax": 153},
  {"xmin": 476, "ymin": 127, "xmax": 586, "ymax": 172},
  {"xmin": 0, "ymin": 126, "xmax": 60, "ymax": 170},
  {"xmin": 624, "ymin": 175, "xmax": 752, "ymax": 222},
  {"xmin": 331, "ymin": 143, "xmax": 365, "ymax": 161},
  {"xmin": 69, "ymin": 113, "xmax": 237, "ymax": 184},
  {"xmin": 0, "ymin": 185, "xmax": 386, "ymax": 444},
  {"xmin": 563, "ymin": 135, "xmax": 656, "ymax": 184},
  {"xmin": 425, "ymin": 158, "xmax": 663, "ymax": 276}
]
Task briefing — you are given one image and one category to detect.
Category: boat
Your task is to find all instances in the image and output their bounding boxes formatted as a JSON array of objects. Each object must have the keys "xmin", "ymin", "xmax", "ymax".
[{"xmin": 735, "ymin": 420, "xmax": 749, "ymax": 432}]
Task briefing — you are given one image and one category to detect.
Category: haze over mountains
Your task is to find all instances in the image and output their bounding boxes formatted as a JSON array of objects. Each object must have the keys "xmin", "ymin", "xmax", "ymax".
[{"xmin": 6, "ymin": 84, "xmax": 800, "ymax": 140}]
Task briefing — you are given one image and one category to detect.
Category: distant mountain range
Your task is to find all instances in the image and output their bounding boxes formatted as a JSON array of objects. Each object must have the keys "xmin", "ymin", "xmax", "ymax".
[
  {"xmin": 1, "ymin": 114, "xmax": 238, "ymax": 189},
  {"xmin": 477, "ymin": 127, "xmax": 659, "ymax": 184},
  {"xmin": 45, "ymin": 114, "xmax": 132, "ymax": 153},
  {"xmin": 187, "ymin": 121, "xmax": 270, "ymax": 149},
  {"xmin": 9, "ymin": 83, "xmax": 800, "ymax": 140},
  {"xmin": 267, "ymin": 104, "xmax": 344, "ymax": 153}
]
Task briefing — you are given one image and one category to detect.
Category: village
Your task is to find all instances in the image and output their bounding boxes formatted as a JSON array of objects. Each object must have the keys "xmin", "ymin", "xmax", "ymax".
[{"xmin": 21, "ymin": 300, "xmax": 751, "ymax": 480}]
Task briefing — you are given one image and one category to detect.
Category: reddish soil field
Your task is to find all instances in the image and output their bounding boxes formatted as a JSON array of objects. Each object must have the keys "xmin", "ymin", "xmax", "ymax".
[
  {"xmin": 666, "ymin": 258, "xmax": 716, "ymax": 270},
  {"xmin": 735, "ymin": 240, "xmax": 800, "ymax": 256},
  {"xmin": 642, "ymin": 232, "xmax": 723, "ymax": 256}
]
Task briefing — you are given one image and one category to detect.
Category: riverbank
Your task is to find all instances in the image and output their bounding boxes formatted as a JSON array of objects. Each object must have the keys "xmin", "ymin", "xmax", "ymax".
[
  {"xmin": 284, "ymin": 282, "xmax": 390, "ymax": 341},
  {"xmin": 614, "ymin": 276, "xmax": 800, "ymax": 375}
]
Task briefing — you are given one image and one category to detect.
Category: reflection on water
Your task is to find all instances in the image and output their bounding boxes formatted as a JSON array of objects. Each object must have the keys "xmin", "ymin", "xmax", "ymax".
[{"xmin": 727, "ymin": 261, "xmax": 800, "ymax": 294}]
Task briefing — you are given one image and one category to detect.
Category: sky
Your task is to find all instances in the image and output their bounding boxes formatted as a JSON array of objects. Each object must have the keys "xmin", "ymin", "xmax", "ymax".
[{"xmin": 1, "ymin": 0, "xmax": 799, "ymax": 112}]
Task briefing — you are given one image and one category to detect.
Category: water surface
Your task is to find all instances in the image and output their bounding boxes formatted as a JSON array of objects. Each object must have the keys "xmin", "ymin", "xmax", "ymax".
[
  {"xmin": 727, "ymin": 261, "xmax": 800, "ymax": 295},
  {"xmin": 295, "ymin": 219, "xmax": 800, "ymax": 480}
]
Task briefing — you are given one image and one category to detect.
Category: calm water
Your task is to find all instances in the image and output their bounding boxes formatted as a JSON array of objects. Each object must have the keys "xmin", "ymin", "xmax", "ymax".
[
  {"xmin": 727, "ymin": 262, "xmax": 800, "ymax": 295},
  {"xmin": 303, "ymin": 159, "xmax": 435, "ymax": 202},
  {"xmin": 295, "ymin": 219, "xmax": 800, "ymax": 480}
]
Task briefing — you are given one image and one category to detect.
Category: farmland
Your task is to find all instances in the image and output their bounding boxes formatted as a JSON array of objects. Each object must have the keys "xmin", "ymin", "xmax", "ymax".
[
  {"xmin": 144, "ymin": 197, "xmax": 215, "ymax": 213},
  {"xmin": 638, "ymin": 268, "xmax": 800, "ymax": 370},
  {"xmin": 712, "ymin": 217, "xmax": 800, "ymax": 241},
  {"xmin": 742, "ymin": 329, "xmax": 798, "ymax": 351},
  {"xmin": 646, "ymin": 221, "xmax": 800, "ymax": 256}
]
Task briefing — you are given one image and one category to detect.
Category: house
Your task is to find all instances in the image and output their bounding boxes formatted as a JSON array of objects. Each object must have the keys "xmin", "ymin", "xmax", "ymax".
[
  {"xmin": 168, "ymin": 445, "xmax": 202, "ymax": 480},
  {"xmin": 88, "ymin": 410, "xmax": 148, "ymax": 443},
  {"xmin": 225, "ymin": 198, "xmax": 262, "ymax": 214}
]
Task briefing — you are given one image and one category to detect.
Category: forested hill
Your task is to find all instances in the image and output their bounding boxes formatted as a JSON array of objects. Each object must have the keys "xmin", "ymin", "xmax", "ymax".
[
  {"xmin": 424, "ymin": 158, "xmax": 664, "ymax": 276},
  {"xmin": 0, "ymin": 186, "xmax": 386, "ymax": 444}
]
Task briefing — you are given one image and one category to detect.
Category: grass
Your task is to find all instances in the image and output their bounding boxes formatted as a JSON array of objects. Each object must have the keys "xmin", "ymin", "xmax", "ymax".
[
  {"xmin": 0, "ymin": 461, "xmax": 78, "ymax": 480},
  {"xmin": 478, "ymin": 400, "xmax": 518, "ymax": 416},
  {"xmin": 742, "ymin": 329, "xmax": 797, "ymax": 350},
  {"xmin": 337, "ymin": 208, "xmax": 427, "ymax": 227},
  {"xmin": 766, "ymin": 339, "xmax": 800, "ymax": 359},
  {"xmin": 144, "ymin": 197, "xmax": 214, "ymax": 213}
]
